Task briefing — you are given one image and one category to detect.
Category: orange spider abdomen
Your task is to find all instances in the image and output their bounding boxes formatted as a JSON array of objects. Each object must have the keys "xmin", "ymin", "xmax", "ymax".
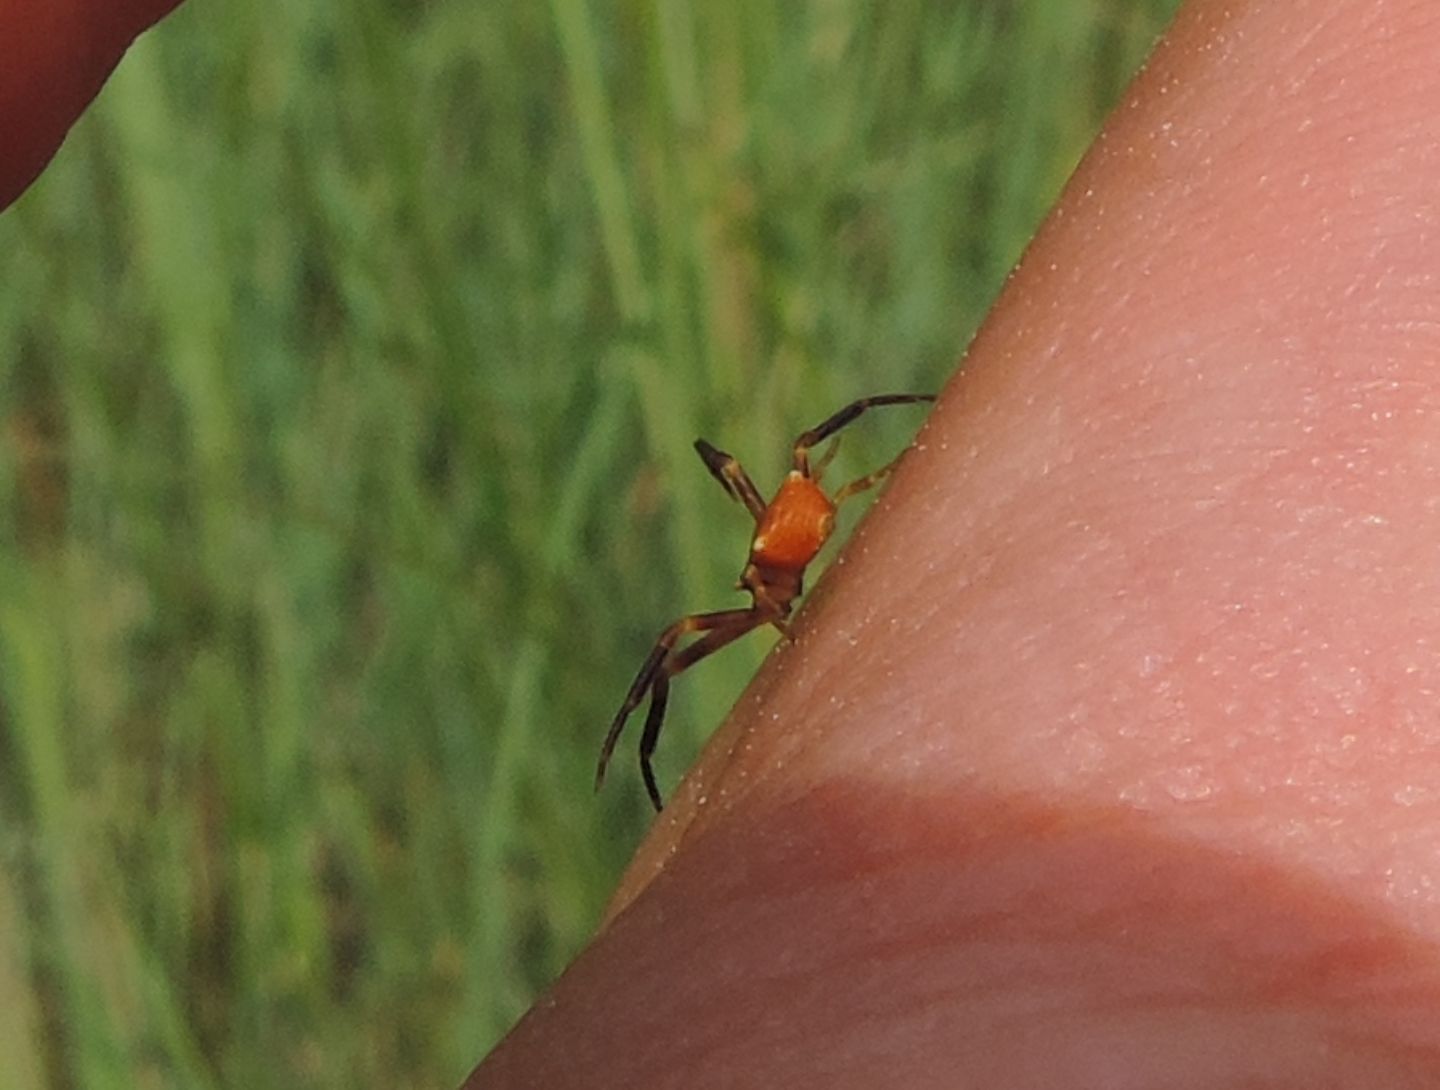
[{"xmin": 750, "ymin": 472, "xmax": 836, "ymax": 571}]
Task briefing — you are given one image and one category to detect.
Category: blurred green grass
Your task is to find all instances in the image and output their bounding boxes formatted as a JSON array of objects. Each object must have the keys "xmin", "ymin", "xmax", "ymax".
[{"xmin": 0, "ymin": 0, "xmax": 1179, "ymax": 1085}]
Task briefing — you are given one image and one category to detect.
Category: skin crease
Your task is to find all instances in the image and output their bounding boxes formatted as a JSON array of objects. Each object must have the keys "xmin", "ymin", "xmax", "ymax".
[
  {"xmin": 7, "ymin": 0, "xmax": 1440, "ymax": 1086},
  {"xmin": 474, "ymin": 0, "xmax": 1440, "ymax": 1086}
]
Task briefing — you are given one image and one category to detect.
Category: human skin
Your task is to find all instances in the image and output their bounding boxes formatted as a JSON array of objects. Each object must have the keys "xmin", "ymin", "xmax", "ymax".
[
  {"xmin": 0, "ymin": 0, "xmax": 180, "ymax": 210},
  {"xmin": 8, "ymin": 0, "xmax": 1440, "ymax": 1085},
  {"xmin": 472, "ymin": 0, "xmax": 1440, "ymax": 1087}
]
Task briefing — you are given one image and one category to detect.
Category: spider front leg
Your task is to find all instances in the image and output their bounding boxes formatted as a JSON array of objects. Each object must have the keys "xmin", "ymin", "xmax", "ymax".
[
  {"xmin": 791, "ymin": 393, "xmax": 935, "ymax": 477},
  {"xmin": 694, "ymin": 438, "xmax": 766, "ymax": 520},
  {"xmin": 597, "ymin": 606, "xmax": 769, "ymax": 809}
]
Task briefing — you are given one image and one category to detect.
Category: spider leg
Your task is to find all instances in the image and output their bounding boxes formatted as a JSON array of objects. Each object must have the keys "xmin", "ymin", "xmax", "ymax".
[
  {"xmin": 832, "ymin": 445, "xmax": 913, "ymax": 505},
  {"xmin": 636, "ymin": 617, "xmax": 760, "ymax": 809},
  {"xmin": 810, "ymin": 434, "xmax": 842, "ymax": 481},
  {"xmin": 596, "ymin": 607, "xmax": 762, "ymax": 795},
  {"xmin": 694, "ymin": 439, "xmax": 766, "ymax": 521},
  {"xmin": 638, "ymin": 674, "xmax": 670, "ymax": 810},
  {"xmin": 792, "ymin": 393, "xmax": 934, "ymax": 476}
]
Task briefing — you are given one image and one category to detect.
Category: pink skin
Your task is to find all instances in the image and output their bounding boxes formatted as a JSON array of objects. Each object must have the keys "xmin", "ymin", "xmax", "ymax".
[
  {"xmin": 474, "ymin": 0, "xmax": 1440, "ymax": 1087},
  {"xmin": 7, "ymin": 0, "xmax": 1435, "ymax": 1083}
]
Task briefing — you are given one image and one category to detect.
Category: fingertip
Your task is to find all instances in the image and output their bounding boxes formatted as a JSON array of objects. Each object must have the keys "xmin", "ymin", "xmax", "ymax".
[{"xmin": 0, "ymin": 0, "xmax": 186, "ymax": 211}]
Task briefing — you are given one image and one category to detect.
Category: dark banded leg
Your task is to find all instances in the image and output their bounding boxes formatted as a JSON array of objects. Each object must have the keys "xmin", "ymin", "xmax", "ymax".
[
  {"xmin": 792, "ymin": 393, "xmax": 935, "ymax": 476},
  {"xmin": 597, "ymin": 607, "xmax": 765, "ymax": 798},
  {"xmin": 832, "ymin": 446, "xmax": 913, "ymax": 505},
  {"xmin": 810, "ymin": 435, "xmax": 842, "ymax": 481},
  {"xmin": 636, "ymin": 620, "xmax": 758, "ymax": 809},
  {"xmin": 694, "ymin": 439, "xmax": 766, "ymax": 520},
  {"xmin": 636, "ymin": 674, "xmax": 670, "ymax": 810}
]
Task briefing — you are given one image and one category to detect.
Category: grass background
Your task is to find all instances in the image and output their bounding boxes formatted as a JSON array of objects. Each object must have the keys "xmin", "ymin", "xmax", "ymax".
[{"xmin": 0, "ymin": 0, "xmax": 1181, "ymax": 1085}]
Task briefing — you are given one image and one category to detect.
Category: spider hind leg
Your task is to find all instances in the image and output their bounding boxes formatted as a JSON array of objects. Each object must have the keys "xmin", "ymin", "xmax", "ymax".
[{"xmin": 598, "ymin": 607, "xmax": 768, "ymax": 810}]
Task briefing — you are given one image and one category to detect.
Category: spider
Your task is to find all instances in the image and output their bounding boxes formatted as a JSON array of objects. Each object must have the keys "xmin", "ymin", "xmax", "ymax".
[{"xmin": 596, "ymin": 392, "xmax": 935, "ymax": 810}]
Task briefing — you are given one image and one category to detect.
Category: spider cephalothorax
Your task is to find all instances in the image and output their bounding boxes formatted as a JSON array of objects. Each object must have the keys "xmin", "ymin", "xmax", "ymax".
[{"xmin": 596, "ymin": 393, "xmax": 933, "ymax": 810}]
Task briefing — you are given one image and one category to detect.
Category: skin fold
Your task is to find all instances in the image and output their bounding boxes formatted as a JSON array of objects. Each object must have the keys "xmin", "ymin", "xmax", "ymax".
[{"xmin": 474, "ymin": 0, "xmax": 1440, "ymax": 1086}]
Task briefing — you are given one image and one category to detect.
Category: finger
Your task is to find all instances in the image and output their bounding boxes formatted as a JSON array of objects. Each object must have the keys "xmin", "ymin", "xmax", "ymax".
[
  {"xmin": 471, "ymin": 0, "xmax": 1440, "ymax": 1085},
  {"xmin": 634, "ymin": 0, "xmax": 1440, "ymax": 924},
  {"xmin": 0, "ymin": 0, "xmax": 186, "ymax": 211}
]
